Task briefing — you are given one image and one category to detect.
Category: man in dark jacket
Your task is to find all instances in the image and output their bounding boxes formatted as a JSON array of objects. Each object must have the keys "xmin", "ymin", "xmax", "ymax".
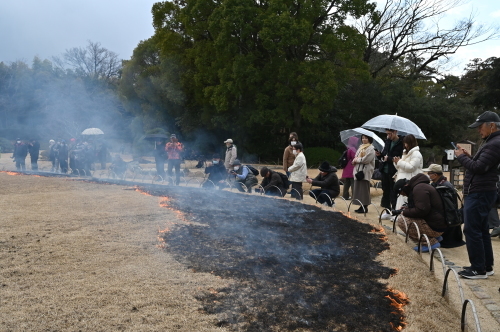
[
  {"xmin": 258, "ymin": 167, "xmax": 287, "ymax": 197},
  {"xmin": 376, "ymin": 129, "xmax": 404, "ymax": 210},
  {"xmin": 153, "ymin": 140, "xmax": 166, "ymax": 178},
  {"xmin": 394, "ymin": 173, "xmax": 446, "ymax": 252},
  {"xmin": 423, "ymin": 164, "xmax": 465, "ymax": 249},
  {"xmin": 306, "ymin": 161, "xmax": 340, "ymax": 207},
  {"xmin": 203, "ymin": 154, "xmax": 227, "ymax": 189},
  {"xmin": 28, "ymin": 139, "xmax": 40, "ymax": 171},
  {"xmin": 455, "ymin": 111, "xmax": 500, "ymax": 279},
  {"xmin": 13, "ymin": 138, "xmax": 28, "ymax": 171}
]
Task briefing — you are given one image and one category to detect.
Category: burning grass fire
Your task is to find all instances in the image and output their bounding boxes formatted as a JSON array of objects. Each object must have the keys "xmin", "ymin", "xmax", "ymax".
[{"xmin": 135, "ymin": 185, "xmax": 407, "ymax": 331}]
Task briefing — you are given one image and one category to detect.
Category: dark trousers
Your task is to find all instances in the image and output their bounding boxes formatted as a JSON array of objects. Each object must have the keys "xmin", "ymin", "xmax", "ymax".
[
  {"xmin": 291, "ymin": 181, "xmax": 303, "ymax": 200},
  {"xmin": 381, "ymin": 172, "xmax": 396, "ymax": 209},
  {"xmin": 488, "ymin": 207, "xmax": 500, "ymax": 229},
  {"xmin": 310, "ymin": 189, "xmax": 334, "ymax": 206},
  {"xmin": 463, "ymin": 191, "xmax": 497, "ymax": 271},
  {"xmin": 168, "ymin": 159, "xmax": 182, "ymax": 185},
  {"xmin": 30, "ymin": 156, "xmax": 38, "ymax": 171},
  {"xmin": 15, "ymin": 158, "xmax": 26, "ymax": 171},
  {"xmin": 155, "ymin": 158, "xmax": 165, "ymax": 177},
  {"xmin": 342, "ymin": 177, "xmax": 354, "ymax": 199}
]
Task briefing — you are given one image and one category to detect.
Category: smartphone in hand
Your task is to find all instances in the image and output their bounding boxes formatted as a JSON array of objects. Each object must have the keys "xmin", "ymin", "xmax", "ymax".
[{"xmin": 451, "ymin": 142, "xmax": 458, "ymax": 150}]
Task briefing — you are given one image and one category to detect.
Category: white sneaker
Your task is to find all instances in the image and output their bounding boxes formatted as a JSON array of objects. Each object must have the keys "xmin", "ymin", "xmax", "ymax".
[{"xmin": 380, "ymin": 213, "xmax": 392, "ymax": 220}]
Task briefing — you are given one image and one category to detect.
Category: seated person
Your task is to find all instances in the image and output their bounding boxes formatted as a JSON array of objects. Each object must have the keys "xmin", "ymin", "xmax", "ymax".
[
  {"xmin": 203, "ymin": 153, "xmax": 227, "ymax": 188},
  {"xmin": 306, "ymin": 161, "xmax": 340, "ymax": 206},
  {"xmin": 109, "ymin": 154, "xmax": 127, "ymax": 177},
  {"xmin": 393, "ymin": 173, "xmax": 447, "ymax": 252},
  {"xmin": 258, "ymin": 167, "xmax": 287, "ymax": 196},
  {"xmin": 424, "ymin": 164, "xmax": 465, "ymax": 248},
  {"xmin": 230, "ymin": 159, "xmax": 258, "ymax": 193}
]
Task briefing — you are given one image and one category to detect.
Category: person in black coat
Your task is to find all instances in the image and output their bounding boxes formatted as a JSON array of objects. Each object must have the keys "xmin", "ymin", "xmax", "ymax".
[
  {"xmin": 376, "ymin": 129, "xmax": 404, "ymax": 209},
  {"xmin": 203, "ymin": 154, "xmax": 227, "ymax": 189},
  {"xmin": 28, "ymin": 139, "xmax": 40, "ymax": 171},
  {"xmin": 258, "ymin": 167, "xmax": 287, "ymax": 197},
  {"xmin": 306, "ymin": 161, "xmax": 340, "ymax": 206},
  {"xmin": 153, "ymin": 140, "xmax": 166, "ymax": 178},
  {"xmin": 13, "ymin": 138, "xmax": 28, "ymax": 171}
]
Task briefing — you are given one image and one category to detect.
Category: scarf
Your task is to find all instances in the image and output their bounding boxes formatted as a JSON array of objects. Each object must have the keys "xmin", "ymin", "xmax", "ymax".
[{"xmin": 358, "ymin": 143, "xmax": 371, "ymax": 158}]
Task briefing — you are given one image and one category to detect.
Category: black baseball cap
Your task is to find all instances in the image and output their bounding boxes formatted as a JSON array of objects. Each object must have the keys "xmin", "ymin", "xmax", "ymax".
[{"xmin": 468, "ymin": 111, "xmax": 500, "ymax": 128}]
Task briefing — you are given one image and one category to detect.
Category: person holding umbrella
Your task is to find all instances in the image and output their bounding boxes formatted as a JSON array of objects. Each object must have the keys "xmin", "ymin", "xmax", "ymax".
[
  {"xmin": 376, "ymin": 129, "xmax": 404, "ymax": 210},
  {"xmin": 352, "ymin": 135, "xmax": 376, "ymax": 213}
]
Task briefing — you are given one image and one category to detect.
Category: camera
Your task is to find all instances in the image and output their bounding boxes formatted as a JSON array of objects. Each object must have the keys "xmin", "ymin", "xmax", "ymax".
[{"xmin": 391, "ymin": 209, "xmax": 403, "ymax": 216}]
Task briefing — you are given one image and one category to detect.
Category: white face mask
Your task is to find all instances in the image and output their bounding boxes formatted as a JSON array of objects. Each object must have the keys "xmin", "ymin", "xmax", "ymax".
[
  {"xmin": 291, "ymin": 141, "xmax": 297, "ymax": 146},
  {"xmin": 292, "ymin": 150, "xmax": 297, "ymax": 155},
  {"xmin": 213, "ymin": 160, "xmax": 219, "ymax": 164},
  {"xmin": 233, "ymin": 166, "xmax": 240, "ymax": 171},
  {"xmin": 16, "ymin": 141, "xmax": 21, "ymax": 144}
]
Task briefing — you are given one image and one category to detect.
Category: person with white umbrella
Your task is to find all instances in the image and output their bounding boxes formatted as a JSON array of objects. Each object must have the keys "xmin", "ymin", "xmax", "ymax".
[
  {"xmin": 376, "ymin": 129, "xmax": 404, "ymax": 210},
  {"xmin": 352, "ymin": 135, "xmax": 376, "ymax": 213},
  {"xmin": 392, "ymin": 134, "xmax": 423, "ymax": 209}
]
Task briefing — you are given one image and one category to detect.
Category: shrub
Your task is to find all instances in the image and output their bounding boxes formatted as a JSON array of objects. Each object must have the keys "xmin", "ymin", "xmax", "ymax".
[
  {"xmin": 0, "ymin": 137, "xmax": 14, "ymax": 153},
  {"xmin": 304, "ymin": 147, "xmax": 342, "ymax": 169}
]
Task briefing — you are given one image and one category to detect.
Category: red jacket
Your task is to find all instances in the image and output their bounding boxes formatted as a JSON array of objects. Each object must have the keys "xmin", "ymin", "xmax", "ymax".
[{"xmin": 165, "ymin": 142, "xmax": 183, "ymax": 160}]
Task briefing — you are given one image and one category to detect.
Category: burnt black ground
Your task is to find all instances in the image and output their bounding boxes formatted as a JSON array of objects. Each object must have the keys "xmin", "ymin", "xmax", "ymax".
[{"xmin": 133, "ymin": 184, "xmax": 401, "ymax": 332}]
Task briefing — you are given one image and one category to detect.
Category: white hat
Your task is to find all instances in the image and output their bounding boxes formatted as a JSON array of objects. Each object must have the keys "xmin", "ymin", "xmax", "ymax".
[
  {"xmin": 422, "ymin": 164, "xmax": 443, "ymax": 174},
  {"xmin": 224, "ymin": 138, "xmax": 233, "ymax": 144}
]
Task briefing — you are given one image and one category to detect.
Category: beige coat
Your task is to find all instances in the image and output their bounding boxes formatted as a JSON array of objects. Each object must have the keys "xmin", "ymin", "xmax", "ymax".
[
  {"xmin": 224, "ymin": 145, "xmax": 237, "ymax": 170},
  {"xmin": 283, "ymin": 145, "xmax": 296, "ymax": 171},
  {"xmin": 288, "ymin": 152, "xmax": 307, "ymax": 182},
  {"xmin": 352, "ymin": 145, "xmax": 376, "ymax": 181}
]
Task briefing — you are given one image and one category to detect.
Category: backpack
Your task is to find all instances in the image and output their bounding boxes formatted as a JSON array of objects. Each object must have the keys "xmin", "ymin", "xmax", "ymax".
[
  {"xmin": 246, "ymin": 165, "xmax": 259, "ymax": 176},
  {"xmin": 435, "ymin": 186, "xmax": 463, "ymax": 227},
  {"xmin": 276, "ymin": 171, "xmax": 290, "ymax": 189},
  {"xmin": 338, "ymin": 150, "xmax": 348, "ymax": 169}
]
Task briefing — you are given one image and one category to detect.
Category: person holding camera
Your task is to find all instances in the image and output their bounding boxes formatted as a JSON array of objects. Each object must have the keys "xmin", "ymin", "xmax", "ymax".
[
  {"xmin": 351, "ymin": 135, "xmax": 375, "ymax": 213},
  {"xmin": 258, "ymin": 167, "xmax": 287, "ymax": 196},
  {"xmin": 166, "ymin": 134, "xmax": 184, "ymax": 185},
  {"xmin": 394, "ymin": 174, "xmax": 447, "ymax": 252},
  {"xmin": 230, "ymin": 159, "xmax": 258, "ymax": 193},
  {"xmin": 306, "ymin": 161, "xmax": 340, "ymax": 206},
  {"xmin": 203, "ymin": 154, "xmax": 227, "ymax": 189}
]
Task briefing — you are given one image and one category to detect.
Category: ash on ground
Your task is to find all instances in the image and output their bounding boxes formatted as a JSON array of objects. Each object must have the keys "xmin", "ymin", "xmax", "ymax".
[{"xmin": 143, "ymin": 186, "xmax": 399, "ymax": 332}]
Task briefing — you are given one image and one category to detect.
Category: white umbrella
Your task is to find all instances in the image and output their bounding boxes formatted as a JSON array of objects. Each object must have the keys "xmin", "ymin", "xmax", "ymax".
[
  {"xmin": 81, "ymin": 128, "xmax": 104, "ymax": 135},
  {"xmin": 361, "ymin": 114, "xmax": 426, "ymax": 139},
  {"xmin": 340, "ymin": 128, "xmax": 385, "ymax": 151}
]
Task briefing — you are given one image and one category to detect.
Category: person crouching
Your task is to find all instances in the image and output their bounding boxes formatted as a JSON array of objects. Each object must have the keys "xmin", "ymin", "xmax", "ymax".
[
  {"xmin": 258, "ymin": 167, "xmax": 287, "ymax": 196},
  {"xmin": 306, "ymin": 161, "xmax": 340, "ymax": 206},
  {"xmin": 230, "ymin": 159, "xmax": 258, "ymax": 193},
  {"xmin": 394, "ymin": 174, "xmax": 447, "ymax": 252}
]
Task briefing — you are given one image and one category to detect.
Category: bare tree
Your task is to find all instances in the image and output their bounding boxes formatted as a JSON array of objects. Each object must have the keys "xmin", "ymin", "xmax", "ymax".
[
  {"xmin": 355, "ymin": 0, "xmax": 500, "ymax": 79},
  {"xmin": 54, "ymin": 41, "xmax": 121, "ymax": 84}
]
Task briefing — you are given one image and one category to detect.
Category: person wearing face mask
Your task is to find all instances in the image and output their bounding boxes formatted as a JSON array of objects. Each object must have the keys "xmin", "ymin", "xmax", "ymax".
[
  {"xmin": 203, "ymin": 154, "xmax": 227, "ymax": 189},
  {"xmin": 454, "ymin": 111, "xmax": 500, "ymax": 279},
  {"xmin": 13, "ymin": 138, "xmax": 28, "ymax": 171},
  {"xmin": 376, "ymin": 129, "xmax": 404, "ymax": 210},
  {"xmin": 392, "ymin": 134, "xmax": 423, "ymax": 209},
  {"xmin": 230, "ymin": 159, "xmax": 258, "ymax": 192},
  {"xmin": 283, "ymin": 132, "xmax": 301, "ymax": 178},
  {"xmin": 288, "ymin": 143, "xmax": 307, "ymax": 200},
  {"xmin": 224, "ymin": 138, "xmax": 237, "ymax": 172}
]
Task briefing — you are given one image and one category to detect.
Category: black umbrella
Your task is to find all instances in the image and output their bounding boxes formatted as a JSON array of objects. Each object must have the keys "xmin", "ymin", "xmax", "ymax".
[{"xmin": 141, "ymin": 134, "xmax": 169, "ymax": 141}]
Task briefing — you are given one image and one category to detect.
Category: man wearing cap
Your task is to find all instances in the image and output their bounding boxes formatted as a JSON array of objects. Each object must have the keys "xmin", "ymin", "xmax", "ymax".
[
  {"xmin": 306, "ymin": 161, "xmax": 340, "ymax": 206},
  {"xmin": 424, "ymin": 164, "xmax": 465, "ymax": 248},
  {"xmin": 224, "ymin": 139, "xmax": 237, "ymax": 172},
  {"xmin": 454, "ymin": 111, "xmax": 500, "ymax": 279},
  {"xmin": 394, "ymin": 174, "xmax": 447, "ymax": 252},
  {"xmin": 13, "ymin": 138, "xmax": 28, "ymax": 171},
  {"xmin": 166, "ymin": 134, "xmax": 184, "ymax": 185},
  {"xmin": 258, "ymin": 167, "xmax": 287, "ymax": 197},
  {"xmin": 203, "ymin": 154, "xmax": 227, "ymax": 189}
]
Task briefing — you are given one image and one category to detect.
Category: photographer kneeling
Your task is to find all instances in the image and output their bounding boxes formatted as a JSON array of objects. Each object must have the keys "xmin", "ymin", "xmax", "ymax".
[
  {"xmin": 393, "ymin": 173, "xmax": 447, "ymax": 252},
  {"xmin": 257, "ymin": 167, "xmax": 287, "ymax": 197}
]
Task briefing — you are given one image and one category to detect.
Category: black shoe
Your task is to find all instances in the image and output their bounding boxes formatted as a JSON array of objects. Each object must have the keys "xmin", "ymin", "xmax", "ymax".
[
  {"xmin": 461, "ymin": 266, "xmax": 494, "ymax": 276},
  {"xmin": 354, "ymin": 206, "xmax": 366, "ymax": 214},
  {"xmin": 458, "ymin": 269, "xmax": 488, "ymax": 279}
]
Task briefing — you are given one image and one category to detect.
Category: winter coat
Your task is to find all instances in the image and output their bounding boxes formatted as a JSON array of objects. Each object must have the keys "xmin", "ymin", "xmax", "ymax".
[
  {"xmin": 28, "ymin": 141, "xmax": 40, "ymax": 158},
  {"xmin": 153, "ymin": 144, "xmax": 166, "ymax": 161},
  {"xmin": 13, "ymin": 143, "xmax": 28, "ymax": 159},
  {"xmin": 283, "ymin": 145, "xmax": 296, "ymax": 172},
  {"xmin": 288, "ymin": 152, "xmax": 307, "ymax": 182},
  {"xmin": 378, "ymin": 137, "xmax": 404, "ymax": 176},
  {"xmin": 205, "ymin": 162, "xmax": 227, "ymax": 182},
  {"xmin": 341, "ymin": 148, "xmax": 356, "ymax": 179},
  {"xmin": 430, "ymin": 176, "xmax": 454, "ymax": 190},
  {"xmin": 394, "ymin": 146, "xmax": 423, "ymax": 181},
  {"xmin": 457, "ymin": 130, "xmax": 500, "ymax": 195},
  {"xmin": 224, "ymin": 145, "xmax": 237, "ymax": 169},
  {"xmin": 352, "ymin": 145, "xmax": 376, "ymax": 181},
  {"xmin": 311, "ymin": 167, "xmax": 340, "ymax": 198},
  {"xmin": 261, "ymin": 171, "xmax": 286, "ymax": 196},
  {"xmin": 402, "ymin": 173, "xmax": 447, "ymax": 232},
  {"xmin": 166, "ymin": 141, "xmax": 183, "ymax": 160}
]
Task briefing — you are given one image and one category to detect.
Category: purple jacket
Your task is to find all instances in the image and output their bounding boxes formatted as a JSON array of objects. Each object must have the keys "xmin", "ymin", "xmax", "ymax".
[{"xmin": 341, "ymin": 148, "xmax": 356, "ymax": 178}]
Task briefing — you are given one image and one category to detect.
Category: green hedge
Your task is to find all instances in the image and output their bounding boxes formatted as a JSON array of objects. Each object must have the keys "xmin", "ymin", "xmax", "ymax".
[{"xmin": 304, "ymin": 147, "xmax": 342, "ymax": 168}]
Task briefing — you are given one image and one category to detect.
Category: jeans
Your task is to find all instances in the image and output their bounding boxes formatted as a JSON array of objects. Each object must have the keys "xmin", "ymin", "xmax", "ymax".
[
  {"xmin": 381, "ymin": 172, "xmax": 396, "ymax": 209},
  {"xmin": 463, "ymin": 191, "xmax": 497, "ymax": 271}
]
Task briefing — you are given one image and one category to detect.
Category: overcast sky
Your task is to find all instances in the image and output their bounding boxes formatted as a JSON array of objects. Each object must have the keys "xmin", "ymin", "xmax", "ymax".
[{"xmin": 0, "ymin": 0, "xmax": 498, "ymax": 76}]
